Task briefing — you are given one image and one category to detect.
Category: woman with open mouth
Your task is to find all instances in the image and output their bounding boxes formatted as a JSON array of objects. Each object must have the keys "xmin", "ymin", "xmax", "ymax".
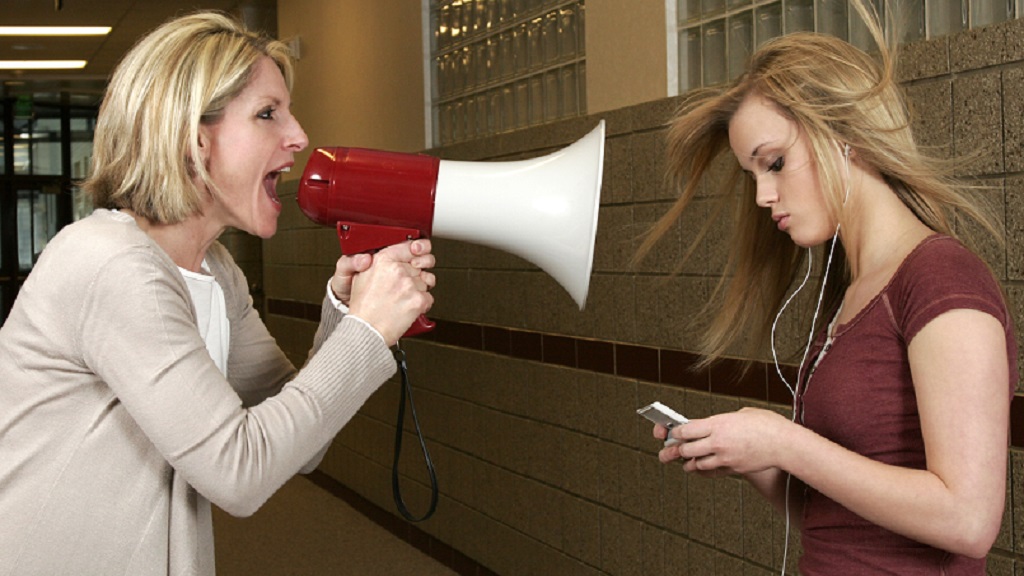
[{"xmin": 0, "ymin": 11, "xmax": 435, "ymax": 576}]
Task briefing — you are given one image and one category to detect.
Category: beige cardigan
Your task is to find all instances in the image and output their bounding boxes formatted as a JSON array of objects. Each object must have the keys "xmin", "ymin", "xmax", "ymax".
[{"xmin": 0, "ymin": 210, "xmax": 396, "ymax": 576}]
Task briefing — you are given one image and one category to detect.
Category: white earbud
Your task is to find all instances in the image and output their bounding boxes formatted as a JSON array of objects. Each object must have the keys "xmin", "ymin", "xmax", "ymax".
[{"xmin": 842, "ymin": 144, "xmax": 851, "ymax": 204}]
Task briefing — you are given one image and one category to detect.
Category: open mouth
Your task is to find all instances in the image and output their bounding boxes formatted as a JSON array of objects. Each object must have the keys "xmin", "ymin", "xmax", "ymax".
[{"xmin": 263, "ymin": 166, "xmax": 290, "ymax": 206}]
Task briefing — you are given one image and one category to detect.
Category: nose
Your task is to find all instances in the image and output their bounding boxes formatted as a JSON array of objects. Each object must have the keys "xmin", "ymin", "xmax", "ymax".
[
  {"xmin": 286, "ymin": 116, "xmax": 309, "ymax": 152},
  {"xmin": 754, "ymin": 178, "xmax": 777, "ymax": 208}
]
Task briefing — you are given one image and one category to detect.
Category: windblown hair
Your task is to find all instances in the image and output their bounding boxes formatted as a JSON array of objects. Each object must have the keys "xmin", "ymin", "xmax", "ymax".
[
  {"xmin": 83, "ymin": 11, "xmax": 295, "ymax": 224},
  {"xmin": 635, "ymin": 0, "xmax": 1002, "ymax": 365}
]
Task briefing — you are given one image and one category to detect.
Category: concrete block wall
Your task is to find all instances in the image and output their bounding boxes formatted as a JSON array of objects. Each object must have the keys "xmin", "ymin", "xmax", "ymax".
[{"xmin": 261, "ymin": 18, "xmax": 1024, "ymax": 576}]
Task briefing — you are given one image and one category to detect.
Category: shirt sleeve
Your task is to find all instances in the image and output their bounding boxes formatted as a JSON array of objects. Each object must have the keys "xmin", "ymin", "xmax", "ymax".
[
  {"xmin": 326, "ymin": 279, "xmax": 349, "ymax": 313},
  {"xmin": 894, "ymin": 237, "xmax": 1008, "ymax": 343},
  {"xmin": 76, "ymin": 247, "xmax": 396, "ymax": 517}
]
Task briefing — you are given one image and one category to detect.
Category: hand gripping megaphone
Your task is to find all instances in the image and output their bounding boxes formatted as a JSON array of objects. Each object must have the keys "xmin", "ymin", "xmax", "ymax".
[{"xmin": 297, "ymin": 120, "xmax": 605, "ymax": 337}]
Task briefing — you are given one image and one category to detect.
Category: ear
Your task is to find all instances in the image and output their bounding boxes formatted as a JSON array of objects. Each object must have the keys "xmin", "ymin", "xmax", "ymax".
[{"xmin": 197, "ymin": 124, "xmax": 212, "ymax": 163}]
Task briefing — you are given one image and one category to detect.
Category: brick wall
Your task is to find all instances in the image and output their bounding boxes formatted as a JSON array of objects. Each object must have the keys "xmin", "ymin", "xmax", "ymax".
[{"xmin": 261, "ymin": 18, "xmax": 1024, "ymax": 575}]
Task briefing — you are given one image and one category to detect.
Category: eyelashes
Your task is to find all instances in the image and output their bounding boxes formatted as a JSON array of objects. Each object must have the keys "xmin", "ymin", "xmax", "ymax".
[{"xmin": 742, "ymin": 156, "xmax": 786, "ymax": 180}]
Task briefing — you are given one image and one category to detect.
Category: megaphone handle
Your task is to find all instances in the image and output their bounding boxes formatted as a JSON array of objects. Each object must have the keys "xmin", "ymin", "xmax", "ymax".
[{"xmin": 404, "ymin": 314, "xmax": 436, "ymax": 338}]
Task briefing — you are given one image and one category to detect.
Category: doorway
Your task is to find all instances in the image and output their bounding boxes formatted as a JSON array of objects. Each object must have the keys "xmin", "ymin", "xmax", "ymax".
[{"xmin": 0, "ymin": 95, "xmax": 97, "ymax": 324}]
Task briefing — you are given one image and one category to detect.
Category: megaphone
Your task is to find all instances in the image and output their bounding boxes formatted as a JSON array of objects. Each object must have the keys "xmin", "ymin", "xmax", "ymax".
[{"xmin": 297, "ymin": 120, "xmax": 605, "ymax": 337}]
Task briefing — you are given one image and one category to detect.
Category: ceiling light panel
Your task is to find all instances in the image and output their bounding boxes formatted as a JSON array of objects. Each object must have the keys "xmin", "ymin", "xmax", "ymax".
[
  {"xmin": 0, "ymin": 26, "xmax": 111, "ymax": 36},
  {"xmin": 0, "ymin": 60, "xmax": 87, "ymax": 69}
]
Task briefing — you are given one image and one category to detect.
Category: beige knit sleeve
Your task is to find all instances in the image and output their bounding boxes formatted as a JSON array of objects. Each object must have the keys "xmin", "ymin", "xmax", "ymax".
[{"xmin": 78, "ymin": 247, "xmax": 396, "ymax": 517}]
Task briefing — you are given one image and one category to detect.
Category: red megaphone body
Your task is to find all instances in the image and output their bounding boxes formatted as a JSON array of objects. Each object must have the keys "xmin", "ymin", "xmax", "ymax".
[{"xmin": 298, "ymin": 147, "xmax": 441, "ymax": 337}]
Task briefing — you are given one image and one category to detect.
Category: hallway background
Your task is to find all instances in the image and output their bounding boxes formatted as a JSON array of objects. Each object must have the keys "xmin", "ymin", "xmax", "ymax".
[{"xmin": 252, "ymin": 2, "xmax": 1024, "ymax": 574}]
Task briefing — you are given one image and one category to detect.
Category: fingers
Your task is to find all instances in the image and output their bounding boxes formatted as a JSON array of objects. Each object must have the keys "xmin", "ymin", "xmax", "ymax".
[
  {"xmin": 376, "ymin": 240, "xmax": 435, "ymax": 291},
  {"xmin": 334, "ymin": 253, "xmax": 372, "ymax": 277},
  {"xmin": 658, "ymin": 446, "xmax": 682, "ymax": 464},
  {"xmin": 655, "ymin": 418, "xmax": 720, "ymax": 469},
  {"xmin": 374, "ymin": 241, "xmax": 435, "ymax": 289},
  {"xmin": 684, "ymin": 460, "xmax": 732, "ymax": 478},
  {"xmin": 329, "ymin": 253, "xmax": 373, "ymax": 304},
  {"xmin": 348, "ymin": 249, "xmax": 436, "ymax": 346},
  {"xmin": 418, "ymin": 270, "xmax": 437, "ymax": 290},
  {"xmin": 660, "ymin": 443, "xmax": 722, "ymax": 474},
  {"xmin": 672, "ymin": 418, "xmax": 710, "ymax": 442},
  {"xmin": 409, "ymin": 239, "xmax": 435, "ymax": 271},
  {"xmin": 408, "ymin": 238, "xmax": 431, "ymax": 256},
  {"xmin": 655, "ymin": 419, "xmax": 707, "ymax": 453},
  {"xmin": 350, "ymin": 253, "xmax": 373, "ymax": 272},
  {"xmin": 389, "ymin": 259, "xmax": 434, "ymax": 292},
  {"xmin": 331, "ymin": 238, "xmax": 434, "ymax": 309},
  {"xmin": 378, "ymin": 239, "xmax": 433, "ymax": 264},
  {"xmin": 656, "ymin": 412, "xmax": 777, "ymax": 476}
]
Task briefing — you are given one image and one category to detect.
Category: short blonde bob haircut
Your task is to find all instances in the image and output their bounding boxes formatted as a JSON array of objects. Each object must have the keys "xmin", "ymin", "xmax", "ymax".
[
  {"xmin": 635, "ymin": 0, "xmax": 1002, "ymax": 365},
  {"xmin": 83, "ymin": 11, "xmax": 294, "ymax": 224}
]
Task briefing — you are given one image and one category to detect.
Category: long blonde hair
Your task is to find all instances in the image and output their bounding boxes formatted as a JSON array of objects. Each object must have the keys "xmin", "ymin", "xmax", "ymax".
[
  {"xmin": 83, "ymin": 11, "xmax": 295, "ymax": 224},
  {"xmin": 636, "ymin": 1, "xmax": 1002, "ymax": 365}
]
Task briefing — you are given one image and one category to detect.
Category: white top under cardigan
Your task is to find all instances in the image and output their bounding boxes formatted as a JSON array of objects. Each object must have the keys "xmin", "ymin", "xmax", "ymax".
[
  {"xmin": 180, "ymin": 263, "xmax": 231, "ymax": 376},
  {"xmin": 0, "ymin": 209, "xmax": 397, "ymax": 576}
]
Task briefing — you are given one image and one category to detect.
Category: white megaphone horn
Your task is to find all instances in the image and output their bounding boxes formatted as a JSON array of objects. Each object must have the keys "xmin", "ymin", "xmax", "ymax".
[{"xmin": 297, "ymin": 120, "xmax": 605, "ymax": 337}]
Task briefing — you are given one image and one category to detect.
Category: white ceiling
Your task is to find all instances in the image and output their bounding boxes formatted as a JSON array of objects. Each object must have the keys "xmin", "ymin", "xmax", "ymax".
[{"xmin": 1, "ymin": 0, "xmax": 277, "ymax": 103}]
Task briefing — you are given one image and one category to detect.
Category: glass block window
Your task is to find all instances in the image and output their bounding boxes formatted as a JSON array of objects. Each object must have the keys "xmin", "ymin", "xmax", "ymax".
[
  {"xmin": 672, "ymin": 0, "xmax": 1018, "ymax": 94},
  {"xmin": 428, "ymin": 0, "xmax": 587, "ymax": 147}
]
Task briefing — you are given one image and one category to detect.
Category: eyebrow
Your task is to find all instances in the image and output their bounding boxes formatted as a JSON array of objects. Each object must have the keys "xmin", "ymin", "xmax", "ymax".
[{"xmin": 258, "ymin": 96, "xmax": 294, "ymax": 111}]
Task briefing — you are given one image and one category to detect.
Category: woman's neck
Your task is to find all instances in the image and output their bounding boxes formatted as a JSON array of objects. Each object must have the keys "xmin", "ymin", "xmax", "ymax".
[
  {"xmin": 840, "ymin": 173, "xmax": 932, "ymax": 282},
  {"xmin": 123, "ymin": 209, "xmax": 224, "ymax": 272}
]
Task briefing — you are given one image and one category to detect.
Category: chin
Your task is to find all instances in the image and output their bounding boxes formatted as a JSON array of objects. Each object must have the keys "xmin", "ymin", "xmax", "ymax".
[
  {"xmin": 255, "ymin": 223, "xmax": 278, "ymax": 239},
  {"xmin": 791, "ymin": 234, "xmax": 819, "ymax": 248},
  {"xmin": 248, "ymin": 213, "xmax": 279, "ymax": 239},
  {"xmin": 789, "ymin": 227, "xmax": 837, "ymax": 249}
]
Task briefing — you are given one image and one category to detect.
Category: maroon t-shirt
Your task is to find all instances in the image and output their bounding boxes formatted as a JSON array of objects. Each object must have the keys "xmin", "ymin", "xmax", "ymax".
[{"xmin": 794, "ymin": 235, "xmax": 1017, "ymax": 575}]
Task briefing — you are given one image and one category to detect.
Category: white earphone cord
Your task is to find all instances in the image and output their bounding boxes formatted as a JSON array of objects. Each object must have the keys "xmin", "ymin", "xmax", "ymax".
[{"xmin": 773, "ymin": 145, "xmax": 850, "ymax": 576}]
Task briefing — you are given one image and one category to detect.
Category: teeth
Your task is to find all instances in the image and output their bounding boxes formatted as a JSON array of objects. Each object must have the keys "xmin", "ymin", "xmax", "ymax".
[{"xmin": 279, "ymin": 166, "xmax": 291, "ymax": 173}]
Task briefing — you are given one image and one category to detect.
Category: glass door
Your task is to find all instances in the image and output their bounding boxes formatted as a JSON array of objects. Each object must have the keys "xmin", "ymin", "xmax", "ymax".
[
  {"xmin": 0, "ymin": 96, "xmax": 97, "ymax": 324},
  {"xmin": 16, "ymin": 185, "xmax": 60, "ymax": 270}
]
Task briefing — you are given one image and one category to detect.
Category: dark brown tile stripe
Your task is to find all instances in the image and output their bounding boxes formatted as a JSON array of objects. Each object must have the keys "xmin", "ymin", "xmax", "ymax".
[
  {"xmin": 660, "ymin": 349, "xmax": 706, "ymax": 389},
  {"xmin": 481, "ymin": 326, "xmax": 511, "ymax": 356},
  {"xmin": 616, "ymin": 344, "xmax": 660, "ymax": 382},
  {"xmin": 710, "ymin": 359, "xmax": 766, "ymax": 400},
  {"xmin": 267, "ymin": 298, "xmax": 320, "ymax": 322},
  {"xmin": 425, "ymin": 319, "xmax": 483, "ymax": 349},
  {"xmin": 577, "ymin": 338, "xmax": 614, "ymax": 373},
  {"xmin": 542, "ymin": 334, "xmax": 577, "ymax": 368},
  {"xmin": 768, "ymin": 364, "xmax": 800, "ymax": 405},
  {"xmin": 267, "ymin": 300, "xmax": 1024, "ymax": 447},
  {"xmin": 509, "ymin": 330, "xmax": 542, "ymax": 361}
]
